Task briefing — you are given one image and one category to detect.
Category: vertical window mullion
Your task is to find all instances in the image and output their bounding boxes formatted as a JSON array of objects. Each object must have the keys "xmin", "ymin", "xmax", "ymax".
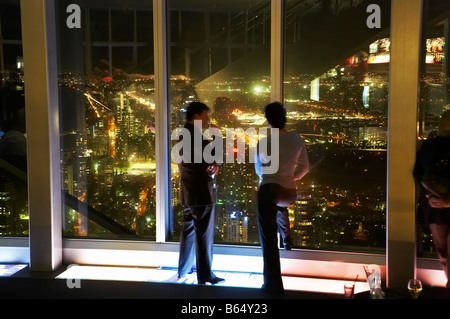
[
  {"xmin": 20, "ymin": 0, "xmax": 62, "ymax": 271},
  {"xmin": 387, "ymin": 0, "xmax": 423, "ymax": 288},
  {"xmin": 153, "ymin": 0, "xmax": 170, "ymax": 243},
  {"xmin": 271, "ymin": 0, "xmax": 284, "ymax": 102}
]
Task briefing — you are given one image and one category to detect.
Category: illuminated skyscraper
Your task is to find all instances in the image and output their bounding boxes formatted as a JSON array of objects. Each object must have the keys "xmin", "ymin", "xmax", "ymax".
[
  {"xmin": 225, "ymin": 211, "xmax": 248, "ymax": 243},
  {"xmin": 217, "ymin": 160, "xmax": 259, "ymax": 244},
  {"xmin": 0, "ymin": 175, "xmax": 16, "ymax": 236}
]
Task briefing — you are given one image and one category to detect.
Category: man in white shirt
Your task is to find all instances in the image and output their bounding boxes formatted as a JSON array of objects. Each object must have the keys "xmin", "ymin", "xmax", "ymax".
[{"xmin": 255, "ymin": 102, "xmax": 309, "ymax": 295}]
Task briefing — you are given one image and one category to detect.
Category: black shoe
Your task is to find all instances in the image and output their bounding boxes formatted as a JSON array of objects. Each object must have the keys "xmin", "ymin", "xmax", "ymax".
[
  {"xmin": 178, "ymin": 269, "xmax": 195, "ymax": 278},
  {"xmin": 283, "ymin": 237, "xmax": 293, "ymax": 251},
  {"xmin": 198, "ymin": 277, "xmax": 225, "ymax": 285}
]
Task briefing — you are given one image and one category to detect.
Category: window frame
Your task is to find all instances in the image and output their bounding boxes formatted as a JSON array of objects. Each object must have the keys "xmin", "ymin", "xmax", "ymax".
[{"xmin": 0, "ymin": 0, "xmax": 436, "ymax": 288}]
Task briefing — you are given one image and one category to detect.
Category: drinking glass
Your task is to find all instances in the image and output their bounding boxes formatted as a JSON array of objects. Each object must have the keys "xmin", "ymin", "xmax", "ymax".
[
  {"xmin": 344, "ymin": 284, "xmax": 355, "ymax": 299},
  {"xmin": 407, "ymin": 279, "xmax": 422, "ymax": 299}
]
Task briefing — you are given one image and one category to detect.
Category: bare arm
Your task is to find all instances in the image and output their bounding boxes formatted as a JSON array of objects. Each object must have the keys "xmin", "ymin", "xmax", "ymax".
[{"xmin": 294, "ymin": 142, "xmax": 309, "ymax": 181}]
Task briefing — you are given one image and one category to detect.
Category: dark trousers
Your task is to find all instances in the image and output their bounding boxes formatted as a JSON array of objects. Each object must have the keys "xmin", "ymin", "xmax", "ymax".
[
  {"xmin": 178, "ymin": 205, "xmax": 215, "ymax": 282},
  {"xmin": 429, "ymin": 223, "xmax": 450, "ymax": 288},
  {"xmin": 257, "ymin": 183, "xmax": 296, "ymax": 292}
]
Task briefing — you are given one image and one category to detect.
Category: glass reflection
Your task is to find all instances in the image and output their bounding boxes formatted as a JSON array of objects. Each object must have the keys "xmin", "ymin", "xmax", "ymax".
[
  {"xmin": 168, "ymin": 0, "xmax": 271, "ymax": 245},
  {"xmin": 57, "ymin": 0, "xmax": 156, "ymax": 239},
  {"xmin": 282, "ymin": 0, "xmax": 391, "ymax": 252},
  {"xmin": 0, "ymin": 0, "xmax": 27, "ymax": 237}
]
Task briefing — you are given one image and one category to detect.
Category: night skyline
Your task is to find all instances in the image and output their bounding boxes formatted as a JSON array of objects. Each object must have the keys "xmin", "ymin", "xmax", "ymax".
[{"xmin": 0, "ymin": 0, "xmax": 447, "ymax": 257}]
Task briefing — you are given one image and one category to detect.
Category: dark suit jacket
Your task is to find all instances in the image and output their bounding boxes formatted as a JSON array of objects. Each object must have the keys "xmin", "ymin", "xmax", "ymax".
[
  {"xmin": 178, "ymin": 122, "xmax": 214, "ymax": 206},
  {"xmin": 413, "ymin": 136, "xmax": 450, "ymax": 226}
]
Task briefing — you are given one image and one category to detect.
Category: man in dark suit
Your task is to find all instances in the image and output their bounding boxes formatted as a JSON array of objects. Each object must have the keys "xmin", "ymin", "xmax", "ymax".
[
  {"xmin": 414, "ymin": 110, "xmax": 450, "ymax": 288},
  {"xmin": 177, "ymin": 102, "xmax": 225, "ymax": 285}
]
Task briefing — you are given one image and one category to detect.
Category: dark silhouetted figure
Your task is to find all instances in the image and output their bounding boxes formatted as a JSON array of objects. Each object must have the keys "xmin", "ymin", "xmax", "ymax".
[
  {"xmin": 414, "ymin": 110, "xmax": 450, "ymax": 288},
  {"xmin": 177, "ymin": 102, "xmax": 224, "ymax": 285},
  {"xmin": 255, "ymin": 102, "xmax": 309, "ymax": 295}
]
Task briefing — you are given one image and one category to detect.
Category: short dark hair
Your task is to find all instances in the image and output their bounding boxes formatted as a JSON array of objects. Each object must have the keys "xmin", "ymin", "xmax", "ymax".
[
  {"xmin": 265, "ymin": 102, "xmax": 287, "ymax": 129},
  {"xmin": 186, "ymin": 101, "xmax": 210, "ymax": 121}
]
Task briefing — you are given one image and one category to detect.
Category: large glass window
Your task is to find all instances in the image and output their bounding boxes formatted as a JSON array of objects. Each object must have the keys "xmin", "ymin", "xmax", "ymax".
[
  {"xmin": 283, "ymin": 0, "xmax": 391, "ymax": 253},
  {"xmin": 416, "ymin": 0, "xmax": 450, "ymax": 258},
  {"xmin": 57, "ymin": 0, "xmax": 155, "ymax": 239},
  {"xmin": 168, "ymin": 0, "xmax": 271, "ymax": 244},
  {"xmin": 0, "ymin": 0, "xmax": 28, "ymax": 237}
]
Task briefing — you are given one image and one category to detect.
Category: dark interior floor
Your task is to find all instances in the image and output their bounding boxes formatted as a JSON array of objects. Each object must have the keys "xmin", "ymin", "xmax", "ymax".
[
  {"xmin": 0, "ymin": 264, "xmax": 340, "ymax": 300},
  {"xmin": 0, "ymin": 266, "xmax": 352, "ymax": 317},
  {"xmin": 4, "ymin": 264, "xmax": 450, "ymax": 317}
]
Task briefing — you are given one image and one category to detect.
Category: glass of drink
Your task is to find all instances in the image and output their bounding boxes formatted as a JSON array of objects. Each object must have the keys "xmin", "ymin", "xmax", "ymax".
[
  {"xmin": 344, "ymin": 284, "xmax": 355, "ymax": 299},
  {"xmin": 407, "ymin": 279, "xmax": 422, "ymax": 299}
]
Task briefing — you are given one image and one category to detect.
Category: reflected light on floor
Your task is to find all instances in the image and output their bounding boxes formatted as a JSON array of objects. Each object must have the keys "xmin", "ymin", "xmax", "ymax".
[
  {"xmin": 0, "ymin": 264, "xmax": 27, "ymax": 277},
  {"xmin": 417, "ymin": 268, "xmax": 447, "ymax": 287},
  {"xmin": 56, "ymin": 265, "xmax": 370, "ymax": 295}
]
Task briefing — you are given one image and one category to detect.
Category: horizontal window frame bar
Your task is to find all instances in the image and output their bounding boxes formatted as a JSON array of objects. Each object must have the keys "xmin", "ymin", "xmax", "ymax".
[
  {"xmin": 62, "ymin": 238, "xmax": 385, "ymax": 264},
  {"xmin": 0, "ymin": 237, "xmax": 30, "ymax": 264},
  {"xmin": 0, "ymin": 237, "xmax": 29, "ymax": 247},
  {"xmin": 90, "ymin": 41, "xmax": 153, "ymax": 46},
  {"xmin": 1, "ymin": 237, "xmax": 438, "ymax": 270},
  {"xmin": 0, "ymin": 39, "xmax": 22, "ymax": 45}
]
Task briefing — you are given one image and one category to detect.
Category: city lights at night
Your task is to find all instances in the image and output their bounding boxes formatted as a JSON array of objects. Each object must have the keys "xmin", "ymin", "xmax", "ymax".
[
  {"xmin": 4, "ymin": 0, "xmax": 450, "ymax": 303},
  {"xmin": 0, "ymin": 0, "xmax": 446, "ymax": 265}
]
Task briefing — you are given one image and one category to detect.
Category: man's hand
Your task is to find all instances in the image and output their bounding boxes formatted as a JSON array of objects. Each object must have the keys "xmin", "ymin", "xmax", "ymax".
[
  {"xmin": 427, "ymin": 194, "xmax": 450, "ymax": 209},
  {"xmin": 207, "ymin": 163, "xmax": 220, "ymax": 175}
]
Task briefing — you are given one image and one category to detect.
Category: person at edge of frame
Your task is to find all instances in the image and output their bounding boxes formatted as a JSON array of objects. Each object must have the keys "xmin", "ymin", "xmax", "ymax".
[{"xmin": 414, "ymin": 110, "xmax": 450, "ymax": 289}]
